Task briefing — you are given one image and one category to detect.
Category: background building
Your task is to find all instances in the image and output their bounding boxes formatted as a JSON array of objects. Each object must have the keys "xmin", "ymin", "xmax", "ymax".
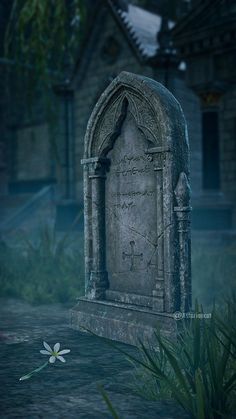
[{"xmin": 0, "ymin": 0, "xmax": 235, "ymax": 239}]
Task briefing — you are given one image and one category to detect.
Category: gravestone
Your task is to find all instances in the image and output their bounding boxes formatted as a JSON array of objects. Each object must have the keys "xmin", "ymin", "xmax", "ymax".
[{"xmin": 71, "ymin": 72, "xmax": 191, "ymax": 345}]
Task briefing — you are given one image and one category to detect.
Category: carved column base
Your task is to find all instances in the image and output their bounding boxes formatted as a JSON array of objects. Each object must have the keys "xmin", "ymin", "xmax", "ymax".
[
  {"xmin": 152, "ymin": 277, "xmax": 164, "ymax": 311},
  {"xmin": 152, "ymin": 297, "xmax": 164, "ymax": 312},
  {"xmin": 87, "ymin": 271, "xmax": 109, "ymax": 300}
]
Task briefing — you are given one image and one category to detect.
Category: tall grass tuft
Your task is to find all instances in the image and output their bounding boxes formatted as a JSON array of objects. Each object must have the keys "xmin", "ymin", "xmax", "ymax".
[
  {"xmin": 99, "ymin": 299, "xmax": 236, "ymax": 419},
  {"xmin": 129, "ymin": 300, "xmax": 236, "ymax": 418},
  {"xmin": 192, "ymin": 242, "xmax": 236, "ymax": 308},
  {"xmin": 0, "ymin": 224, "xmax": 84, "ymax": 304}
]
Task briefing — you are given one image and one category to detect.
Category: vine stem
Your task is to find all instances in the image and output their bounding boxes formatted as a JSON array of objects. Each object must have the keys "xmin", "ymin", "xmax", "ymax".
[{"xmin": 19, "ymin": 361, "xmax": 49, "ymax": 381}]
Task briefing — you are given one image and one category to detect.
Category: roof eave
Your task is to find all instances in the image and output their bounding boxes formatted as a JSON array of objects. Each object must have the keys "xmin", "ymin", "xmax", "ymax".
[
  {"xmin": 171, "ymin": 0, "xmax": 219, "ymax": 38},
  {"xmin": 106, "ymin": 0, "xmax": 148, "ymax": 64}
]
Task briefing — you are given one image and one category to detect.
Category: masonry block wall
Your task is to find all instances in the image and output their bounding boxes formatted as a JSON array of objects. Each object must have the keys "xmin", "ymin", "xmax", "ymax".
[
  {"xmin": 6, "ymin": 81, "xmax": 59, "ymax": 194},
  {"xmin": 14, "ymin": 123, "xmax": 51, "ymax": 181},
  {"xmin": 220, "ymin": 87, "xmax": 236, "ymax": 226}
]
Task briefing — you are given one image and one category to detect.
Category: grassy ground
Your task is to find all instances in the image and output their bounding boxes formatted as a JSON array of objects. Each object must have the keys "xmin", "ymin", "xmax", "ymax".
[
  {"xmin": 0, "ymin": 226, "xmax": 84, "ymax": 304},
  {"xmin": 192, "ymin": 241, "xmax": 236, "ymax": 309},
  {"xmin": 0, "ymin": 226, "xmax": 235, "ymax": 306}
]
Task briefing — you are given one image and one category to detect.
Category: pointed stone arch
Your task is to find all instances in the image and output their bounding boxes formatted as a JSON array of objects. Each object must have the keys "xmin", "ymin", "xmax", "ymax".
[{"xmin": 84, "ymin": 71, "xmax": 185, "ymax": 159}]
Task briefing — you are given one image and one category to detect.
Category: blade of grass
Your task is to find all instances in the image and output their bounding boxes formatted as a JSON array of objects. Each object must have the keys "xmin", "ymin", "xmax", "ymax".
[
  {"xmin": 195, "ymin": 368, "xmax": 205, "ymax": 419},
  {"xmin": 138, "ymin": 338, "xmax": 192, "ymax": 413},
  {"xmin": 154, "ymin": 332, "xmax": 190, "ymax": 397},
  {"xmin": 97, "ymin": 385, "xmax": 120, "ymax": 419},
  {"xmin": 223, "ymin": 372, "xmax": 236, "ymax": 393}
]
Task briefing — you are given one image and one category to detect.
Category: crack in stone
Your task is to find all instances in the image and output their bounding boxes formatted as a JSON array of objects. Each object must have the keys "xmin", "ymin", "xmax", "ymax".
[
  {"xmin": 105, "ymin": 202, "xmax": 156, "ymax": 247},
  {"xmin": 105, "ymin": 200, "xmax": 173, "ymax": 249}
]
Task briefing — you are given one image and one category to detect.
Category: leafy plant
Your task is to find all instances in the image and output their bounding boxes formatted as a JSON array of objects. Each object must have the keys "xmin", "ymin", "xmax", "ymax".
[
  {"xmin": 0, "ymin": 239, "xmax": 28, "ymax": 298},
  {"xmin": 0, "ymin": 224, "xmax": 84, "ymax": 304},
  {"xmin": 133, "ymin": 303, "xmax": 236, "ymax": 418},
  {"xmin": 95, "ymin": 300, "xmax": 236, "ymax": 419},
  {"xmin": 4, "ymin": 0, "xmax": 85, "ymax": 87}
]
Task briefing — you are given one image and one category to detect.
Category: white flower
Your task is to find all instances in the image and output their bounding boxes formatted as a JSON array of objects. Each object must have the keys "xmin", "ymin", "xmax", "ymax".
[{"xmin": 40, "ymin": 341, "xmax": 70, "ymax": 363}]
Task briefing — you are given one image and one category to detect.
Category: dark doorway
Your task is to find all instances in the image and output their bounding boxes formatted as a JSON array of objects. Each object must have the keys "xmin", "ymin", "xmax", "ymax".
[{"xmin": 202, "ymin": 110, "xmax": 220, "ymax": 190}]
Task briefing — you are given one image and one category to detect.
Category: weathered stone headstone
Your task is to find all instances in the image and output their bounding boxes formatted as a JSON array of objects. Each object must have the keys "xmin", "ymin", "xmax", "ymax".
[{"xmin": 71, "ymin": 72, "xmax": 191, "ymax": 345}]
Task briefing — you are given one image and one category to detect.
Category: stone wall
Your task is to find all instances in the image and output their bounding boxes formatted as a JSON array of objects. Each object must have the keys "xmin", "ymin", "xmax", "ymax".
[
  {"xmin": 14, "ymin": 123, "xmax": 51, "ymax": 181},
  {"xmin": 220, "ymin": 86, "xmax": 236, "ymax": 226},
  {"xmin": 171, "ymin": 76, "xmax": 202, "ymax": 195},
  {"xmin": 2, "ymin": 67, "xmax": 59, "ymax": 193}
]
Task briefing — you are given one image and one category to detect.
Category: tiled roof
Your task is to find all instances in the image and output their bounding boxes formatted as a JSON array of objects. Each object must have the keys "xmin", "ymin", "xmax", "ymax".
[{"xmin": 108, "ymin": 0, "xmax": 175, "ymax": 61}]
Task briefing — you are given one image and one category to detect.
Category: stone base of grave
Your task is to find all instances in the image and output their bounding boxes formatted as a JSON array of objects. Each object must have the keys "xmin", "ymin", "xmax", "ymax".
[{"xmin": 71, "ymin": 297, "xmax": 177, "ymax": 346}]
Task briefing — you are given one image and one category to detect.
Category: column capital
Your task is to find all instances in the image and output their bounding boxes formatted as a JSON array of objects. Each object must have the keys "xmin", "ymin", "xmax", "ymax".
[{"xmin": 82, "ymin": 157, "xmax": 110, "ymax": 178}]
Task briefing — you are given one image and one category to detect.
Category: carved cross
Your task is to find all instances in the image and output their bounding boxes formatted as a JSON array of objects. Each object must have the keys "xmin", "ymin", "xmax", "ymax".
[{"xmin": 122, "ymin": 241, "xmax": 143, "ymax": 271}]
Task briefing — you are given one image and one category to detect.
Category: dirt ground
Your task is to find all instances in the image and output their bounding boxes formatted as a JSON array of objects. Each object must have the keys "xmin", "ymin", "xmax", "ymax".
[{"xmin": 0, "ymin": 298, "xmax": 189, "ymax": 419}]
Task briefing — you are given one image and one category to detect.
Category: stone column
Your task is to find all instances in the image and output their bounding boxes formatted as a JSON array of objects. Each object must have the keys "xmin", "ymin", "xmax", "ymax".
[
  {"xmin": 82, "ymin": 157, "xmax": 110, "ymax": 300},
  {"xmin": 174, "ymin": 172, "xmax": 192, "ymax": 312},
  {"xmin": 146, "ymin": 147, "xmax": 169, "ymax": 312}
]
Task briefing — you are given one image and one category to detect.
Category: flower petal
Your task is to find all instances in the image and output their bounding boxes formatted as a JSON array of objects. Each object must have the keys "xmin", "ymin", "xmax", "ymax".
[
  {"xmin": 40, "ymin": 350, "xmax": 51, "ymax": 355},
  {"xmin": 57, "ymin": 356, "xmax": 66, "ymax": 363},
  {"xmin": 43, "ymin": 341, "xmax": 52, "ymax": 352},
  {"xmin": 49, "ymin": 356, "xmax": 56, "ymax": 363},
  {"xmin": 54, "ymin": 342, "xmax": 60, "ymax": 353},
  {"xmin": 58, "ymin": 349, "xmax": 70, "ymax": 355}
]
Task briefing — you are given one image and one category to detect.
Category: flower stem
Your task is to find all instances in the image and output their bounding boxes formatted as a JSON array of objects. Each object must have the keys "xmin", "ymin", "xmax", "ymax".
[{"xmin": 19, "ymin": 361, "xmax": 49, "ymax": 381}]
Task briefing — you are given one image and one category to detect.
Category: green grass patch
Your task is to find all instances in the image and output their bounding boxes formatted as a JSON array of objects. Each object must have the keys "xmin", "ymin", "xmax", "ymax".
[
  {"xmin": 0, "ymin": 225, "xmax": 84, "ymax": 304},
  {"xmin": 192, "ymin": 242, "xmax": 236, "ymax": 308},
  {"xmin": 101, "ymin": 298, "xmax": 236, "ymax": 419}
]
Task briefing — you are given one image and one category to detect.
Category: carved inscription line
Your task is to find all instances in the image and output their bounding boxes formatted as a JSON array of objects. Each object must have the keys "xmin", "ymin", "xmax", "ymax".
[
  {"xmin": 112, "ymin": 165, "xmax": 150, "ymax": 176},
  {"xmin": 113, "ymin": 154, "xmax": 151, "ymax": 166},
  {"xmin": 111, "ymin": 152, "xmax": 152, "ymax": 177},
  {"xmin": 113, "ymin": 201, "xmax": 135, "ymax": 210},
  {"xmin": 112, "ymin": 190, "xmax": 155, "ymax": 198},
  {"xmin": 111, "ymin": 189, "xmax": 155, "ymax": 211}
]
